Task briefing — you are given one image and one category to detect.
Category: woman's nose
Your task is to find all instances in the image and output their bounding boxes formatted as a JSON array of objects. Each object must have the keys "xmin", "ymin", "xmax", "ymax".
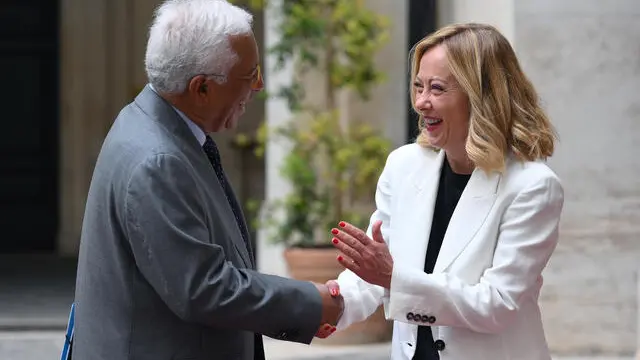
[{"xmin": 415, "ymin": 94, "xmax": 432, "ymax": 111}]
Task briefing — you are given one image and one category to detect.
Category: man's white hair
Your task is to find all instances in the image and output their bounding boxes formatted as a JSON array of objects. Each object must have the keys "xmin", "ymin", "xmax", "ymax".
[{"xmin": 145, "ymin": 0, "xmax": 253, "ymax": 94}]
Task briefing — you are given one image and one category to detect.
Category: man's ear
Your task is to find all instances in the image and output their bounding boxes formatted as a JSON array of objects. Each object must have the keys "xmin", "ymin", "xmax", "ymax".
[{"xmin": 188, "ymin": 76, "xmax": 208, "ymax": 96}]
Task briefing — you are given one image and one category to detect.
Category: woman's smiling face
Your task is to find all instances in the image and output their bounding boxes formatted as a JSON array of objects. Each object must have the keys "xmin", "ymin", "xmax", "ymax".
[{"xmin": 413, "ymin": 44, "xmax": 470, "ymax": 154}]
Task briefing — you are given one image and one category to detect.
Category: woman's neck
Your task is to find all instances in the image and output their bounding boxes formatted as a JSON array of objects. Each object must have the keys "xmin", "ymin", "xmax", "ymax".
[{"xmin": 445, "ymin": 150, "xmax": 474, "ymax": 175}]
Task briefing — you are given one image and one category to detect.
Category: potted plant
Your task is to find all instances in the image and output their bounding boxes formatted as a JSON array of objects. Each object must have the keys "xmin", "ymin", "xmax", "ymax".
[{"xmin": 232, "ymin": 0, "xmax": 393, "ymax": 344}]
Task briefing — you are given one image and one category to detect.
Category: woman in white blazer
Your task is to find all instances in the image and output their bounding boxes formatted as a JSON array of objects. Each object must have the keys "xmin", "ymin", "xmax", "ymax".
[{"xmin": 323, "ymin": 23, "xmax": 564, "ymax": 360}]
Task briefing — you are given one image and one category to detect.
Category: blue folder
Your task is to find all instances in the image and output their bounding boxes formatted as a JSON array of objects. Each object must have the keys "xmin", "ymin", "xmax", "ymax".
[{"xmin": 60, "ymin": 302, "xmax": 75, "ymax": 360}]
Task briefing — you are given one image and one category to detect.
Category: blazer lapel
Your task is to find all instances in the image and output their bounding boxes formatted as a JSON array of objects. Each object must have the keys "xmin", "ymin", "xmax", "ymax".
[
  {"xmin": 135, "ymin": 86, "xmax": 254, "ymax": 269},
  {"xmin": 134, "ymin": 85, "xmax": 204, "ymax": 157},
  {"xmin": 393, "ymin": 149, "xmax": 445, "ymax": 271},
  {"xmin": 433, "ymin": 167, "xmax": 500, "ymax": 273}
]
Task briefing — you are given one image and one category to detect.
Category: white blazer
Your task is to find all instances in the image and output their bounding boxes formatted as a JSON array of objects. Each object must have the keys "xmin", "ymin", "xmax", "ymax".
[{"xmin": 335, "ymin": 144, "xmax": 564, "ymax": 360}]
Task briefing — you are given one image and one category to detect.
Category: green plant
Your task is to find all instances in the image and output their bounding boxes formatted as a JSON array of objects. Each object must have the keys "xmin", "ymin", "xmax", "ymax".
[{"xmin": 232, "ymin": 0, "xmax": 392, "ymax": 247}]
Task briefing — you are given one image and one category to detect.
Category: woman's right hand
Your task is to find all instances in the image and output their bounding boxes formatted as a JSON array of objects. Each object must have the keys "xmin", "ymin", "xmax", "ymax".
[{"xmin": 314, "ymin": 280, "xmax": 341, "ymax": 338}]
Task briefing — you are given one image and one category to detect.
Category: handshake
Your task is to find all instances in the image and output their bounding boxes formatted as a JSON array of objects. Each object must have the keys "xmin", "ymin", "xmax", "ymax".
[
  {"xmin": 307, "ymin": 219, "xmax": 389, "ymax": 339},
  {"xmin": 313, "ymin": 280, "xmax": 342, "ymax": 339}
]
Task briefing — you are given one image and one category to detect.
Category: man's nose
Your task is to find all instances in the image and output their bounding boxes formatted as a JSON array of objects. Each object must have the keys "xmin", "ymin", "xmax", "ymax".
[{"xmin": 252, "ymin": 73, "xmax": 264, "ymax": 92}]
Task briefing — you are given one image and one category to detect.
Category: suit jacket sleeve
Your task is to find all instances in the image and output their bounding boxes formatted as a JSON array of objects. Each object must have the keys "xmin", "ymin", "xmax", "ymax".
[
  {"xmin": 386, "ymin": 175, "xmax": 564, "ymax": 334},
  {"xmin": 123, "ymin": 153, "xmax": 322, "ymax": 344}
]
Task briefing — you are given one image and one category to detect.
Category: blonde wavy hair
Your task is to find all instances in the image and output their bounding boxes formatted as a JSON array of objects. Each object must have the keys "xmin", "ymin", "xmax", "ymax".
[{"xmin": 411, "ymin": 23, "xmax": 556, "ymax": 172}]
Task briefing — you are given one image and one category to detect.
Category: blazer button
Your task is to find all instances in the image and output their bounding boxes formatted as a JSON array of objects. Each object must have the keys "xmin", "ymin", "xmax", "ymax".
[
  {"xmin": 406, "ymin": 312, "xmax": 415, "ymax": 321},
  {"xmin": 428, "ymin": 316, "xmax": 436, "ymax": 323},
  {"xmin": 434, "ymin": 339, "xmax": 446, "ymax": 351},
  {"xmin": 278, "ymin": 331, "xmax": 288, "ymax": 340},
  {"xmin": 420, "ymin": 315, "xmax": 429, "ymax": 323}
]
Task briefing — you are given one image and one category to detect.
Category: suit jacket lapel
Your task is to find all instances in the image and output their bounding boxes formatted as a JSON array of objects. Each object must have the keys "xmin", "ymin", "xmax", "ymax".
[
  {"xmin": 433, "ymin": 167, "xmax": 500, "ymax": 273},
  {"xmin": 134, "ymin": 86, "xmax": 254, "ymax": 269},
  {"xmin": 134, "ymin": 85, "xmax": 204, "ymax": 157},
  {"xmin": 393, "ymin": 149, "xmax": 445, "ymax": 271}
]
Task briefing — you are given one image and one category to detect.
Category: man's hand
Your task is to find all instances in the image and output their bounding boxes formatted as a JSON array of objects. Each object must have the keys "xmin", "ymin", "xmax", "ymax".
[
  {"xmin": 314, "ymin": 282, "xmax": 343, "ymax": 325},
  {"xmin": 313, "ymin": 281, "xmax": 343, "ymax": 338},
  {"xmin": 314, "ymin": 280, "xmax": 341, "ymax": 338}
]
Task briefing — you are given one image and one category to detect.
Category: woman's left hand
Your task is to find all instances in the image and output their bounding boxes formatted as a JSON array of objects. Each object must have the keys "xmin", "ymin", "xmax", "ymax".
[{"xmin": 331, "ymin": 220, "xmax": 393, "ymax": 289}]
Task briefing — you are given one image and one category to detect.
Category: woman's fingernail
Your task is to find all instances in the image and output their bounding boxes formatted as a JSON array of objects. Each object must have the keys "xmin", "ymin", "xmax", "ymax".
[
  {"xmin": 331, "ymin": 327, "xmax": 336, "ymax": 332},
  {"xmin": 331, "ymin": 228, "xmax": 339, "ymax": 235},
  {"xmin": 324, "ymin": 324, "xmax": 331, "ymax": 330},
  {"xmin": 330, "ymin": 289, "xmax": 337, "ymax": 296},
  {"xmin": 339, "ymin": 221, "xmax": 346, "ymax": 227},
  {"xmin": 337, "ymin": 256, "xmax": 343, "ymax": 262},
  {"xmin": 332, "ymin": 238, "xmax": 338, "ymax": 244}
]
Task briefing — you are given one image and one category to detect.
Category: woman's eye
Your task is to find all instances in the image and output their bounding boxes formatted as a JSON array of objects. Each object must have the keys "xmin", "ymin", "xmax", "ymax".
[{"xmin": 431, "ymin": 84, "xmax": 444, "ymax": 92}]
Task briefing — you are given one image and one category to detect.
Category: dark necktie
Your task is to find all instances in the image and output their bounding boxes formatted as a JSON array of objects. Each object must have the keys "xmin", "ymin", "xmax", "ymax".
[{"xmin": 202, "ymin": 135, "xmax": 254, "ymax": 263}]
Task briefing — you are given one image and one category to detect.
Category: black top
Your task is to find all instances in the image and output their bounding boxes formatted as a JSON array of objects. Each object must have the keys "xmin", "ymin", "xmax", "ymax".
[{"xmin": 413, "ymin": 157, "xmax": 471, "ymax": 360}]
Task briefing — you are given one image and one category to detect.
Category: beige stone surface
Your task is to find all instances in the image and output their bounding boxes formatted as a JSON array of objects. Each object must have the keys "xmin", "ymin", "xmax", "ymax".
[{"xmin": 515, "ymin": 0, "xmax": 640, "ymax": 355}]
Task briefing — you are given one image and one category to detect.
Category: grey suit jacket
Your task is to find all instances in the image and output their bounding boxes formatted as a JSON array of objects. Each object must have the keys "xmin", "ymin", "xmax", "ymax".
[{"xmin": 73, "ymin": 86, "xmax": 323, "ymax": 360}]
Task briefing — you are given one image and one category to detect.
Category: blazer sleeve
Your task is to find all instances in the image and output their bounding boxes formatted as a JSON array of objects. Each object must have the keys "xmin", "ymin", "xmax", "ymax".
[
  {"xmin": 386, "ymin": 175, "xmax": 564, "ymax": 334},
  {"xmin": 124, "ymin": 153, "xmax": 322, "ymax": 344},
  {"xmin": 334, "ymin": 151, "xmax": 396, "ymax": 330}
]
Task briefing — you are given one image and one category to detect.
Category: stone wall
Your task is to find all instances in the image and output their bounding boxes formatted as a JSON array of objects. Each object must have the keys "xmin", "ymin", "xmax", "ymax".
[{"xmin": 514, "ymin": 0, "xmax": 640, "ymax": 355}]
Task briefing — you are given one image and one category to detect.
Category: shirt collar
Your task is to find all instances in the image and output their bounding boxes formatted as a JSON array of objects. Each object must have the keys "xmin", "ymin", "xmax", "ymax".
[{"xmin": 148, "ymin": 84, "xmax": 207, "ymax": 146}]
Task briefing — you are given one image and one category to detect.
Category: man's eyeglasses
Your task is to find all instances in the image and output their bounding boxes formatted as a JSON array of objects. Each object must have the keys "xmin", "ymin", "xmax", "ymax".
[
  {"xmin": 203, "ymin": 65, "xmax": 263, "ymax": 90},
  {"xmin": 249, "ymin": 65, "xmax": 262, "ymax": 90}
]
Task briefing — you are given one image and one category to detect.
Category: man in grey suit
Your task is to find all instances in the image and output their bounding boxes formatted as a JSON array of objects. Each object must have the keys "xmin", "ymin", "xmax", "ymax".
[{"xmin": 72, "ymin": 1, "xmax": 343, "ymax": 359}]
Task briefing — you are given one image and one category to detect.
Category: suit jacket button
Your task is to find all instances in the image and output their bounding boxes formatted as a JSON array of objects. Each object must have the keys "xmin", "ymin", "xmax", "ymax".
[
  {"xmin": 406, "ymin": 312, "xmax": 415, "ymax": 321},
  {"xmin": 428, "ymin": 316, "xmax": 436, "ymax": 323},
  {"xmin": 434, "ymin": 339, "xmax": 446, "ymax": 351},
  {"xmin": 421, "ymin": 315, "xmax": 429, "ymax": 323},
  {"xmin": 278, "ymin": 331, "xmax": 288, "ymax": 339}
]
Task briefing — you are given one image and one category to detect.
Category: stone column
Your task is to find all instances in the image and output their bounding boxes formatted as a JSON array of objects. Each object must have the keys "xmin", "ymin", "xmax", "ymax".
[
  {"xmin": 257, "ymin": 0, "xmax": 291, "ymax": 276},
  {"xmin": 58, "ymin": 0, "xmax": 138, "ymax": 255},
  {"xmin": 131, "ymin": 0, "xmax": 165, "ymax": 92},
  {"xmin": 59, "ymin": 0, "xmax": 108, "ymax": 256}
]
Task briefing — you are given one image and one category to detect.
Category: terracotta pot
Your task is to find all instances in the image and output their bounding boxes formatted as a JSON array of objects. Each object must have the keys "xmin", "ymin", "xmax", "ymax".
[
  {"xmin": 283, "ymin": 247, "xmax": 393, "ymax": 345},
  {"xmin": 283, "ymin": 247, "xmax": 343, "ymax": 284}
]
